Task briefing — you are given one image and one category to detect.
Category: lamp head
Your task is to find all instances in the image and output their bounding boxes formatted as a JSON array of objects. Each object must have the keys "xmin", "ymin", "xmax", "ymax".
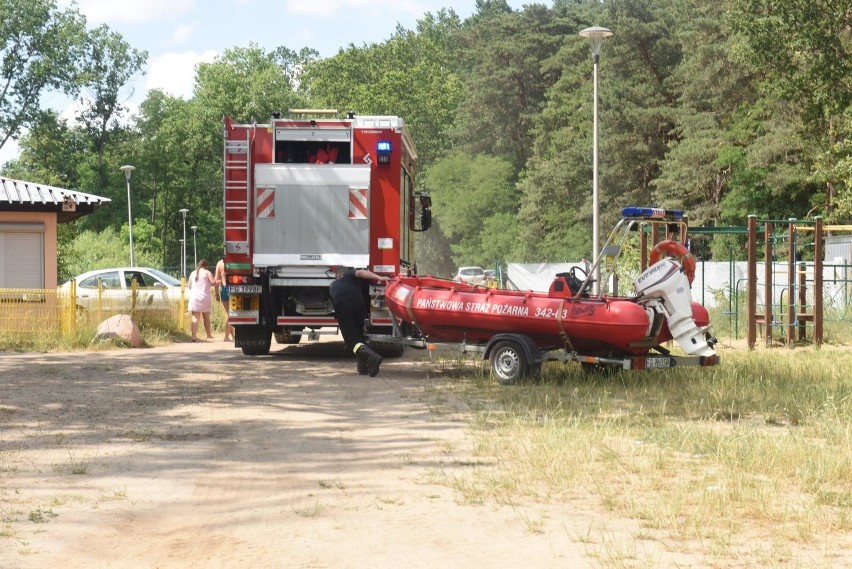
[
  {"xmin": 579, "ymin": 26, "xmax": 613, "ymax": 59},
  {"xmin": 179, "ymin": 208, "xmax": 189, "ymax": 218},
  {"xmin": 119, "ymin": 164, "xmax": 135, "ymax": 181}
]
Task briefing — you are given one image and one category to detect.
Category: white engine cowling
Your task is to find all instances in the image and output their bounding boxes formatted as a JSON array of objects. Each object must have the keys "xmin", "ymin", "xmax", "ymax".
[{"xmin": 633, "ymin": 259, "xmax": 716, "ymax": 357}]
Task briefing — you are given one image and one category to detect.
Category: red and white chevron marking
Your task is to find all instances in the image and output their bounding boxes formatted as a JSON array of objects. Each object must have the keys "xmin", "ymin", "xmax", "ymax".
[
  {"xmin": 256, "ymin": 186, "xmax": 274, "ymax": 218},
  {"xmin": 349, "ymin": 187, "xmax": 368, "ymax": 219}
]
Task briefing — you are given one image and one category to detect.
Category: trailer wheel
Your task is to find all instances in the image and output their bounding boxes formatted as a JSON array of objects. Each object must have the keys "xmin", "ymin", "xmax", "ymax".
[{"xmin": 489, "ymin": 340, "xmax": 528, "ymax": 386}]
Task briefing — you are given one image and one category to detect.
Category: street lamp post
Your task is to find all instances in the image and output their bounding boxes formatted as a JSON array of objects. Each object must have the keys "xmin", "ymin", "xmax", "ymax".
[
  {"xmin": 119, "ymin": 165, "xmax": 136, "ymax": 267},
  {"xmin": 190, "ymin": 225, "xmax": 198, "ymax": 268},
  {"xmin": 579, "ymin": 26, "xmax": 613, "ymax": 295},
  {"xmin": 179, "ymin": 208, "xmax": 189, "ymax": 277}
]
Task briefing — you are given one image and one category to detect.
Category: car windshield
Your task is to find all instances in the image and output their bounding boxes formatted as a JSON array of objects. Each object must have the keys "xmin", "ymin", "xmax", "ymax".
[
  {"xmin": 147, "ymin": 268, "xmax": 181, "ymax": 286},
  {"xmin": 462, "ymin": 268, "xmax": 483, "ymax": 276}
]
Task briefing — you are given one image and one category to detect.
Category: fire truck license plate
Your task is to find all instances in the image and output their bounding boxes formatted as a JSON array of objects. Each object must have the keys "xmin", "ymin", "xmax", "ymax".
[
  {"xmin": 645, "ymin": 357, "xmax": 672, "ymax": 368},
  {"xmin": 229, "ymin": 285, "xmax": 262, "ymax": 294}
]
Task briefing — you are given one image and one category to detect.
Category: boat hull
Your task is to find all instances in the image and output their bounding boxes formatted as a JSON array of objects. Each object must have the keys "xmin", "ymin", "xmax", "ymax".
[{"xmin": 385, "ymin": 276, "xmax": 660, "ymax": 355}]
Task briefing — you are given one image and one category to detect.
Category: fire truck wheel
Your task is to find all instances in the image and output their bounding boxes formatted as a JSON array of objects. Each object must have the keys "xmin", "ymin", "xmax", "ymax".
[{"xmin": 489, "ymin": 340, "xmax": 528, "ymax": 386}]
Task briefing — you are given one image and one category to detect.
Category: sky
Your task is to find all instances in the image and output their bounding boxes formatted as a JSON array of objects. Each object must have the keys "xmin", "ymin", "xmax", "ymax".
[{"xmin": 1, "ymin": 0, "xmax": 529, "ymax": 165}]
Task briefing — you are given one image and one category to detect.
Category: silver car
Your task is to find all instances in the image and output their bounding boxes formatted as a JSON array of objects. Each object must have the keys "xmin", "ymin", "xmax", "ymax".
[
  {"xmin": 61, "ymin": 267, "xmax": 185, "ymax": 321},
  {"xmin": 453, "ymin": 266, "xmax": 486, "ymax": 286}
]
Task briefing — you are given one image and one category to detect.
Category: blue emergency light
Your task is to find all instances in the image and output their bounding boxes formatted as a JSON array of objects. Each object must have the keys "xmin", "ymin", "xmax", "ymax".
[
  {"xmin": 622, "ymin": 206, "xmax": 684, "ymax": 221},
  {"xmin": 376, "ymin": 140, "xmax": 392, "ymax": 164}
]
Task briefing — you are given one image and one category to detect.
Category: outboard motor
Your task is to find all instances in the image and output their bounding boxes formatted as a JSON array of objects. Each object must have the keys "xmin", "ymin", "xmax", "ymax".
[{"xmin": 634, "ymin": 259, "xmax": 716, "ymax": 357}]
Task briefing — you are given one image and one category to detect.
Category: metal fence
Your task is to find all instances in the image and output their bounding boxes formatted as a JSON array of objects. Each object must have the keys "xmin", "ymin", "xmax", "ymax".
[
  {"xmin": 0, "ymin": 282, "xmax": 193, "ymax": 342},
  {"xmin": 0, "ymin": 288, "xmax": 73, "ymax": 341}
]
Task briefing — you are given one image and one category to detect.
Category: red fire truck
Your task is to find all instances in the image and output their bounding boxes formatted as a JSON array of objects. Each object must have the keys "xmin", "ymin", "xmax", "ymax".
[{"xmin": 222, "ymin": 110, "xmax": 431, "ymax": 355}]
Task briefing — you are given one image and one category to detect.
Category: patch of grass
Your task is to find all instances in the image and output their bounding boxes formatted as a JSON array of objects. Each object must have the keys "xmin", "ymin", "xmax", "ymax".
[
  {"xmin": 0, "ymin": 450, "xmax": 13, "ymax": 474},
  {"xmin": 70, "ymin": 453, "xmax": 89, "ymax": 475},
  {"xmin": 97, "ymin": 488, "xmax": 128, "ymax": 503},
  {"xmin": 318, "ymin": 478, "xmax": 346, "ymax": 490},
  {"xmin": 511, "ymin": 505, "xmax": 547, "ymax": 534},
  {"xmin": 429, "ymin": 347, "xmax": 852, "ymax": 567},
  {"xmin": 28, "ymin": 507, "xmax": 57, "ymax": 524},
  {"xmin": 377, "ymin": 496, "xmax": 404, "ymax": 506},
  {"xmin": 293, "ymin": 501, "xmax": 325, "ymax": 518},
  {"xmin": 52, "ymin": 451, "xmax": 90, "ymax": 475}
]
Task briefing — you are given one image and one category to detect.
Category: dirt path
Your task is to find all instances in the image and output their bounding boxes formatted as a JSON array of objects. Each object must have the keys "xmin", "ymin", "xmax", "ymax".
[{"xmin": 1, "ymin": 338, "xmax": 596, "ymax": 568}]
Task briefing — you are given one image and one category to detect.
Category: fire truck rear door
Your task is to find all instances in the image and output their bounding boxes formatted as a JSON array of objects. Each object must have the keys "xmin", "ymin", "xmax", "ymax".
[{"xmin": 253, "ymin": 164, "xmax": 372, "ymax": 267}]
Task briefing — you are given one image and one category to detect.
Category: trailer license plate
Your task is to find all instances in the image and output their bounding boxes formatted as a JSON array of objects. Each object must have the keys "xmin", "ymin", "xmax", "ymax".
[
  {"xmin": 229, "ymin": 285, "xmax": 262, "ymax": 294},
  {"xmin": 645, "ymin": 357, "xmax": 671, "ymax": 368}
]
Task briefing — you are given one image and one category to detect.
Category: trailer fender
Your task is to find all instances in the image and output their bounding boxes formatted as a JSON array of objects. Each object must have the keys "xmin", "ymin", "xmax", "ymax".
[{"xmin": 483, "ymin": 333, "xmax": 543, "ymax": 370}]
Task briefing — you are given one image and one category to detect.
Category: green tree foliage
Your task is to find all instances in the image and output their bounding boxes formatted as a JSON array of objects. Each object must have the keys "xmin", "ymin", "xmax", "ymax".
[
  {"xmin": 304, "ymin": 11, "xmax": 464, "ymax": 165},
  {"xmin": 0, "ymin": 0, "xmax": 87, "ymax": 152},
  {"xmin": 512, "ymin": 1, "xmax": 604, "ymax": 260},
  {"xmin": 814, "ymin": 108, "xmax": 852, "ymax": 223},
  {"xmin": 421, "ymin": 152, "xmax": 519, "ymax": 265},
  {"xmin": 595, "ymin": 0, "xmax": 686, "ymax": 223},
  {"xmin": 132, "ymin": 90, "xmax": 182, "ymax": 264},
  {"xmin": 61, "ymin": 225, "xmax": 161, "ymax": 282},
  {"xmin": 1, "ymin": 110, "xmax": 86, "ymax": 187},
  {"xmin": 728, "ymin": 0, "xmax": 852, "ymax": 222},
  {"xmin": 133, "ymin": 95, "xmax": 222, "ymax": 269},
  {"xmin": 454, "ymin": 3, "xmax": 575, "ymax": 171},
  {"xmin": 194, "ymin": 44, "xmax": 314, "ymax": 124},
  {"xmin": 650, "ymin": 1, "xmax": 753, "ymax": 225},
  {"xmin": 75, "ymin": 24, "xmax": 147, "ymax": 195},
  {"xmin": 729, "ymin": 0, "xmax": 852, "ymax": 127}
]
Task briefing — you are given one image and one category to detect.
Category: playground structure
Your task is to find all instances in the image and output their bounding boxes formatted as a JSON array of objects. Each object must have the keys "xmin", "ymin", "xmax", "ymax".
[
  {"xmin": 741, "ymin": 215, "xmax": 852, "ymax": 349},
  {"xmin": 634, "ymin": 214, "xmax": 851, "ymax": 350},
  {"xmin": 745, "ymin": 216, "xmax": 825, "ymax": 349}
]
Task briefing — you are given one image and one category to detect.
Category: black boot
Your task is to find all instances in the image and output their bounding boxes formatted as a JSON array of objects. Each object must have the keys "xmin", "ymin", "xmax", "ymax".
[
  {"xmin": 357, "ymin": 345, "xmax": 383, "ymax": 377},
  {"xmin": 356, "ymin": 355, "xmax": 368, "ymax": 375}
]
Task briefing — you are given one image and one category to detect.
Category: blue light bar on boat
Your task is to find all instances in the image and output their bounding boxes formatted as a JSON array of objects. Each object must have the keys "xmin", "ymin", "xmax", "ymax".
[{"xmin": 622, "ymin": 206, "xmax": 684, "ymax": 221}]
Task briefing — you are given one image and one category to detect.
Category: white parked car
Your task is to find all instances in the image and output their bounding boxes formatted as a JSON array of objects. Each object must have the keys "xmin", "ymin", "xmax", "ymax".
[
  {"xmin": 453, "ymin": 266, "xmax": 486, "ymax": 286},
  {"xmin": 61, "ymin": 267, "xmax": 184, "ymax": 321}
]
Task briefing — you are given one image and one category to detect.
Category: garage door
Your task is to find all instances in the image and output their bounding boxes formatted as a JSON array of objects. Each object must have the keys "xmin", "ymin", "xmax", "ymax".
[{"xmin": 0, "ymin": 223, "xmax": 44, "ymax": 288}]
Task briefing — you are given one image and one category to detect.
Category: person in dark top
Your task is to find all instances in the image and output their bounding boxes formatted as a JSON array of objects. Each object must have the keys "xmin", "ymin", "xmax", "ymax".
[{"xmin": 329, "ymin": 266, "xmax": 390, "ymax": 376}]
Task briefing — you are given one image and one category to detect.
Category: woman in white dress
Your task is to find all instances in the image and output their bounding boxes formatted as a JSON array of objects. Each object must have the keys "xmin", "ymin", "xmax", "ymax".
[{"xmin": 188, "ymin": 259, "xmax": 215, "ymax": 341}]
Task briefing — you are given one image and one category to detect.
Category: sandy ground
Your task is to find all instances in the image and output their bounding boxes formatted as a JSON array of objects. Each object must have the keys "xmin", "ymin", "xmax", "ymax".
[{"xmin": 0, "ymin": 336, "xmax": 611, "ymax": 569}]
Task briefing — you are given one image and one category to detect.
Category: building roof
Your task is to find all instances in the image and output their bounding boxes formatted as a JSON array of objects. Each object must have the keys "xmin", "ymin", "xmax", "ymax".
[{"xmin": 0, "ymin": 176, "xmax": 111, "ymax": 222}]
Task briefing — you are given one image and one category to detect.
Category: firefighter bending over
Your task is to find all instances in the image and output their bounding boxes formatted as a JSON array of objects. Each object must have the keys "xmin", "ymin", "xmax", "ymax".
[{"xmin": 330, "ymin": 266, "xmax": 389, "ymax": 376}]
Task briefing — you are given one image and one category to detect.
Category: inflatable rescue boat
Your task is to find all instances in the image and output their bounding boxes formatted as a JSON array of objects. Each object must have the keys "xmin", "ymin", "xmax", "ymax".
[
  {"xmin": 379, "ymin": 207, "xmax": 718, "ymax": 382},
  {"xmin": 385, "ymin": 259, "xmax": 714, "ymax": 358}
]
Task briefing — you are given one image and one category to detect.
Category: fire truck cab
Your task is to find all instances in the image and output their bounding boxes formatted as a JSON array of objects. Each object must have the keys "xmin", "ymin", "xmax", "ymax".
[{"xmin": 223, "ymin": 110, "xmax": 430, "ymax": 356}]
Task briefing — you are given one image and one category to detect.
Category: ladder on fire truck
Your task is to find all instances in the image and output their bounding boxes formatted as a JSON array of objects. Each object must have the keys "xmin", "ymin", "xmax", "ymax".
[{"xmin": 223, "ymin": 125, "xmax": 251, "ymax": 256}]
